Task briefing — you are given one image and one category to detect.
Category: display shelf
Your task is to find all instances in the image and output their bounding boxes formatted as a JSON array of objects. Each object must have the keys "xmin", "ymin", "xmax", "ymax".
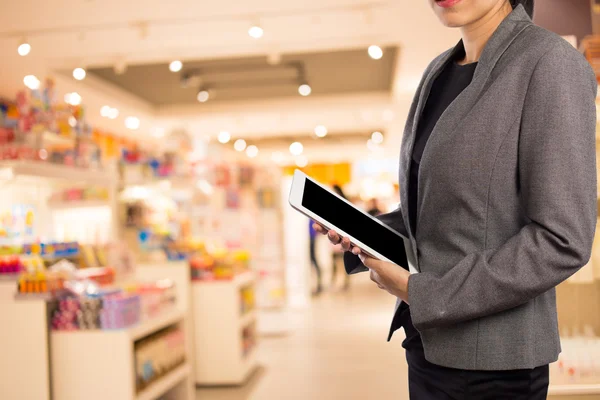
[
  {"xmin": 192, "ymin": 271, "xmax": 258, "ymax": 385},
  {"xmin": 0, "ymin": 160, "xmax": 115, "ymax": 186},
  {"xmin": 136, "ymin": 362, "xmax": 191, "ymax": 400},
  {"xmin": 47, "ymin": 199, "xmax": 110, "ymax": 209},
  {"xmin": 0, "ymin": 273, "xmax": 20, "ymax": 281},
  {"xmin": 549, "ymin": 384, "xmax": 600, "ymax": 395},
  {"xmin": 0, "ymin": 281, "xmax": 51, "ymax": 400},
  {"xmin": 129, "ymin": 309, "xmax": 184, "ymax": 341},
  {"xmin": 240, "ymin": 310, "xmax": 256, "ymax": 328},
  {"xmin": 51, "ymin": 312, "xmax": 193, "ymax": 400}
]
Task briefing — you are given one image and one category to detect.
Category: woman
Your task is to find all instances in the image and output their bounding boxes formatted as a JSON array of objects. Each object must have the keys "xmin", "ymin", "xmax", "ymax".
[{"xmin": 314, "ymin": 0, "xmax": 597, "ymax": 398}]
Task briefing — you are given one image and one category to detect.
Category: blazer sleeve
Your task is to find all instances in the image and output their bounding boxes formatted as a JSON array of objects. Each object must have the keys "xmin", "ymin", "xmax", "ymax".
[
  {"xmin": 407, "ymin": 44, "xmax": 598, "ymax": 331},
  {"xmin": 344, "ymin": 207, "xmax": 409, "ymax": 274}
]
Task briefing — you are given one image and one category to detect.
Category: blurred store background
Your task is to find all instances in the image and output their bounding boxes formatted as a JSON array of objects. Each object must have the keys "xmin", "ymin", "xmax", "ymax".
[{"xmin": 0, "ymin": 0, "xmax": 600, "ymax": 399}]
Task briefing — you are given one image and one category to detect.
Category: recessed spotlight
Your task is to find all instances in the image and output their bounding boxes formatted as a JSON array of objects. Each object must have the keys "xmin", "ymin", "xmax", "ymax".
[
  {"xmin": 296, "ymin": 155, "xmax": 308, "ymax": 168},
  {"xmin": 73, "ymin": 67, "xmax": 86, "ymax": 80},
  {"xmin": 100, "ymin": 105, "xmax": 111, "ymax": 117},
  {"xmin": 169, "ymin": 60, "xmax": 183, "ymax": 72},
  {"xmin": 298, "ymin": 84, "xmax": 312, "ymax": 96},
  {"xmin": 248, "ymin": 25, "xmax": 264, "ymax": 39},
  {"xmin": 314, "ymin": 125, "xmax": 327, "ymax": 138},
  {"xmin": 371, "ymin": 131, "xmax": 384, "ymax": 144},
  {"xmin": 289, "ymin": 141, "xmax": 303, "ymax": 156},
  {"xmin": 64, "ymin": 92, "xmax": 82, "ymax": 106},
  {"xmin": 23, "ymin": 75, "xmax": 40, "ymax": 90},
  {"xmin": 218, "ymin": 131, "xmax": 231, "ymax": 144},
  {"xmin": 18, "ymin": 42, "xmax": 31, "ymax": 56},
  {"xmin": 125, "ymin": 116, "xmax": 140, "ymax": 130},
  {"xmin": 108, "ymin": 108, "xmax": 119, "ymax": 119},
  {"xmin": 246, "ymin": 145, "xmax": 259, "ymax": 158},
  {"xmin": 368, "ymin": 45, "xmax": 383, "ymax": 60},
  {"xmin": 234, "ymin": 139, "xmax": 247, "ymax": 152},
  {"xmin": 197, "ymin": 89, "xmax": 210, "ymax": 103}
]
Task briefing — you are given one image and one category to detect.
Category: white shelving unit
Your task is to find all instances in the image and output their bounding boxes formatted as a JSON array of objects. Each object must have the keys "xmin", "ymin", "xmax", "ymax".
[
  {"xmin": 51, "ymin": 309, "xmax": 194, "ymax": 400},
  {"xmin": 549, "ymin": 384, "xmax": 600, "ymax": 396},
  {"xmin": 0, "ymin": 160, "xmax": 116, "ymax": 186},
  {"xmin": 0, "ymin": 280, "xmax": 51, "ymax": 400},
  {"xmin": 192, "ymin": 271, "xmax": 258, "ymax": 385}
]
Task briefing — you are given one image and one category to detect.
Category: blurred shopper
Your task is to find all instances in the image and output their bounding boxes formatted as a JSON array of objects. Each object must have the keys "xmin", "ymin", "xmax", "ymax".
[
  {"xmin": 315, "ymin": 0, "xmax": 598, "ymax": 398},
  {"xmin": 366, "ymin": 198, "xmax": 382, "ymax": 217},
  {"xmin": 331, "ymin": 185, "xmax": 351, "ymax": 290},
  {"xmin": 308, "ymin": 219, "xmax": 323, "ymax": 295}
]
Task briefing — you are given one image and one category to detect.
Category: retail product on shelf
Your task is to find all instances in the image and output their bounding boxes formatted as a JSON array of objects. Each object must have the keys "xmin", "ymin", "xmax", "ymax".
[
  {"xmin": 0, "ymin": 255, "xmax": 23, "ymax": 275},
  {"xmin": 241, "ymin": 323, "xmax": 256, "ymax": 358},
  {"xmin": 190, "ymin": 248, "xmax": 251, "ymax": 281},
  {"xmin": 134, "ymin": 325, "xmax": 186, "ymax": 393},
  {"xmin": 240, "ymin": 285, "xmax": 255, "ymax": 315},
  {"xmin": 50, "ymin": 279, "xmax": 177, "ymax": 331}
]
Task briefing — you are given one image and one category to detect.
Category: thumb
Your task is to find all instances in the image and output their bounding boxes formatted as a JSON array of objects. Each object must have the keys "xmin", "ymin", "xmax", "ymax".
[{"xmin": 359, "ymin": 254, "xmax": 383, "ymax": 271}]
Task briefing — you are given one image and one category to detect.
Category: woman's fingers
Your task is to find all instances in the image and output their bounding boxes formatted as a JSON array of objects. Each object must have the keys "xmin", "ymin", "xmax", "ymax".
[
  {"xmin": 327, "ymin": 230, "xmax": 342, "ymax": 245},
  {"xmin": 313, "ymin": 223, "xmax": 327, "ymax": 234},
  {"xmin": 341, "ymin": 237, "xmax": 352, "ymax": 251}
]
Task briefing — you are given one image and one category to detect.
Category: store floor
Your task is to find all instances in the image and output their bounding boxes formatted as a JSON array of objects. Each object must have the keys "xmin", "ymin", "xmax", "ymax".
[{"xmin": 196, "ymin": 273, "xmax": 409, "ymax": 400}]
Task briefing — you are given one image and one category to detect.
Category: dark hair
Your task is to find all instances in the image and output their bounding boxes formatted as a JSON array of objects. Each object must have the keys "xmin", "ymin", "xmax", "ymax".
[{"xmin": 510, "ymin": 0, "xmax": 534, "ymax": 18}]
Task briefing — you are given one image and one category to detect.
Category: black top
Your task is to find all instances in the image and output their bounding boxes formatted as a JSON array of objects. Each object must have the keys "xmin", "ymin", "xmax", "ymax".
[
  {"xmin": 408, "ymin": 58, "xmax": 478, "ymax": 234},
  {"xmin": 402, "ymin": 55, "xmax": 477, "ymax": 352}
]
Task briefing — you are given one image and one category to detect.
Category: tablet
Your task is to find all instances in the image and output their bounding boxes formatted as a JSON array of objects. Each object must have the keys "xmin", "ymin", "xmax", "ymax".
[{"xmin": 288, "ymin": 169, "xmax": 407, "ymax": 267}]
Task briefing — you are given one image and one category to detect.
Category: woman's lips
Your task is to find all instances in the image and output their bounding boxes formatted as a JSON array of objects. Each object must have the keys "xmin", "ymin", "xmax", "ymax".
[{"xmin": 435, "ymin": 0, "xmax": 462, "ymax": 8}]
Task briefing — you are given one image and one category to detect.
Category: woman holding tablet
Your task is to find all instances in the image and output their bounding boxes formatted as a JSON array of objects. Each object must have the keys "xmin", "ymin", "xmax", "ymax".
[{"xmin": 314, "ymin": 0, "xmax": 597, "ymax": 398}]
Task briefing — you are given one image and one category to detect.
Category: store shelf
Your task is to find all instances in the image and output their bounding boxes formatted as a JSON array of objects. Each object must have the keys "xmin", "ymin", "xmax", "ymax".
[
  {"xmin": 136, "ymin": 362, "xmax": 191, "ymax": 400},
  {"xmin": 549, "ymin": 384, "xmax": 600, "ymax": 395},
  {"xmin": 129, "ymin": 309, "xmax": 184, "ymax": 341},
  {"xmin": 48, "ymin": 199, "xmax": 110, "ymax": 209},
  {"xmin": 0, "ymin": 273, "xmax": 20, "ymax": 281},
  {"xmin": 0, "ymin": 160, "xmax": 115, "ymax": 186},
  {"xmin": 240, "ymin": 310, "xmax": 256, "ymax": 328}
]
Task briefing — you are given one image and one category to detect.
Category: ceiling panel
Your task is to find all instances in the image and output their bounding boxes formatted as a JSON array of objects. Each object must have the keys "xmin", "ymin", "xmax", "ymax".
[{"xmin": 87, "ymin": 47, "xmax": 397, "ymax": 105}]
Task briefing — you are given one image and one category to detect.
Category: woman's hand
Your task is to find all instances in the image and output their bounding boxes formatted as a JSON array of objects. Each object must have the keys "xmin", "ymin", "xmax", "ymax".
[
  {"xmin": 312, "ymin": 222, "xmax": 410, "ymax": 302},
  {"xmin": 358, "ymin": 253, "xmax": 410, "ymax": 304}
]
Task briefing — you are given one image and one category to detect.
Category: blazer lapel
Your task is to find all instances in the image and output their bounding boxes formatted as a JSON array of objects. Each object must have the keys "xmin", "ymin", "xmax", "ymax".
[{"xmin": 400, "ymin": 4, "xmax": 532, "ymax": 270}]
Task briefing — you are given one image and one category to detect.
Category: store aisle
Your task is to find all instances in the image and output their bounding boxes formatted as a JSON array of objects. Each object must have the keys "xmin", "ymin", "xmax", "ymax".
[{"xmin": 196, "ymin": 273, "xmax": 409, "ymax": 400}]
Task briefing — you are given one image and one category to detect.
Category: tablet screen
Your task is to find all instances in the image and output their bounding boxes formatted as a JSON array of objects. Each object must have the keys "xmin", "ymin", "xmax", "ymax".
[{"xmin": 302, "ymin": 179, "xmax": 407, "ymax": 267}]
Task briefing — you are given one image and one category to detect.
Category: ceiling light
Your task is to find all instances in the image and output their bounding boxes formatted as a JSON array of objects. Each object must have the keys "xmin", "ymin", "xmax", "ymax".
[
  {"xmin": 18, "ymin": 42, "xmax": 31, "ymax": 56},
  {"xmin": 314, "ymin": 125, "xmax": 328, "ymax": 138},
  {"xmin": 169, "ymin": 60, "xmax": 183, "ymax": 72},
  {"xmin": 246, "ymin": 145, "xmax": 259, "ymax": 158},
  {"xmin": 64, "ymin": 92, "xmax": 82, "ymax": 106},
  {"xmin": 289, "ymin": 141, "xmax": 303, "ymax": 156},
  {"xmin": 248, "ymin": 25, "xmax": 264, "ymax": 39},
  {"xmin": 197, "ymin": 89, "xmax": 210, "ymax": 103},
  {"xmin": 100, "ymin": 105, "xmax": 111, "ymax": 117},
  {"xmin": 234, "ymin": 139, "xmax": 247, "ymax": 152},
  {"xmin": 218, "ymin": 131, "xmax": 231, "ymax": 144},
  {"xmin": 296, "ymin": 155, "xmax": 308, "ymax": 168},
  {"xmin": 125, "ymin": 116, "xmax": 140, "ymax": 130},
  {"xmin": 367, "ymin": 139, "xmax": 382, "ymax": 152},
  {"xmin": 371, "ymin": 131, "xmax": 384, "ymax": 144},
  {"xmin": 298, "ymin": 84, "xmax": 312, "ymax": 96},
  {"xmin": 73, "ymin": 67, "xmax": 86, "ymax": 81},
  {"xmin": 368, "ymin": 45, "xmax": 383, "ymax": 60},
  {"xmin": 108, "ymin": 108, "xmax": 119, "ymax": 119},
  {"xmin": 23, "ymin": 75, "xmax": 40, "ymax": 90},
  {"xmin": 271, "ymin": 151, "xmax": 285, "ymax": 164}
]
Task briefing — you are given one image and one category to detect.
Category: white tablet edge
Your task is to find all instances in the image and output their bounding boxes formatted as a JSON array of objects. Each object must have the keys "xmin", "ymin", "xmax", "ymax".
[{"xmin": 288, "ymin": 169, "xmax": 403, "ymax": 267}]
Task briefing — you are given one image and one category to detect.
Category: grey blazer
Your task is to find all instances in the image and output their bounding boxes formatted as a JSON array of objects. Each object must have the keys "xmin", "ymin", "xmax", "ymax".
[{"xmin": 346, "ymin": 4, "xmax": 598, "ymax": 371}]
